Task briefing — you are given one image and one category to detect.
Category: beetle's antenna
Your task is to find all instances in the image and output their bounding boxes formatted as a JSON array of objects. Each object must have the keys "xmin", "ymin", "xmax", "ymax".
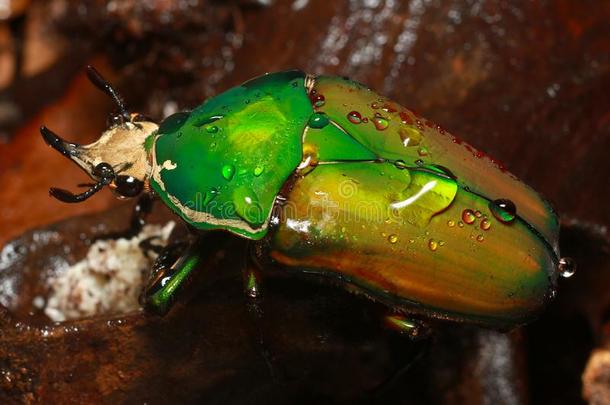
[
  {"xmin": 86, "ymin": 65, "xmax": 131, "ymax": 122},
  {"xmin": 49, "ymin": 183, "xmax": 105, "ymax": 203}
]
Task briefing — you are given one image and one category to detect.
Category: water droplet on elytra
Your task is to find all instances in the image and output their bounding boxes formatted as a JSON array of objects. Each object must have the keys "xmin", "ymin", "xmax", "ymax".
[
  {"xmin": 372, "ymin": 114, "xmax": 389, "ymax": 131},
  {"xmin": 254, "ymin": 166, "xmax": 264, "ymax": 177},
  {"xmin": 418, "ymin": 146, "xmax": 429, "ymax": 156},
  {"xmin": 489, "ymin": 199, "xmax": 517, "ymax": 223},
  {"xmin": 558, "ymin": 257, "xmax": 576, "ymax": 278},
  {"xmin": 388, "ymin": 234, "xmax": 398, "ymax": 244},
  {"xmin": 474, "ymin": 210, "xmax": 482, "ymax": 218},
  {"xmin": 428, "ymin": 239, "xmax": 438, "ymax": 251},
  {"xmin": 399, "ymin": 127, "xmax": 422, "ymax": 147},
  {"xmin": 480, "ymin": 218, "xmax": 491, "ymax": 230},
  {"xmin": 206, "ymin": 125, "xmax": 218, "ymax": 134},
  {"xmin": 347, "ymin": 111, "xmax": 362, "ymax": 124},
  {"xmin": 311, "ymin": 94, "xmax": 325, "ymax": 107},
  {"xmin": 458, "ymin": 221, "xmax": 464, "ymax": 228},
  {"xmin": 476, "ymin": 234, "xmax": 485, "ymax": 242},
  {"xmin": 394, "ymin": 160, "xmax": 408, "ymax": 170},
  {"xmin": 447, "ymin": 220, "xmax": 455, "ymax": 227},
  {"xmin": 462, "ymin": 209, "xmax": 476, "ymax": 224}
]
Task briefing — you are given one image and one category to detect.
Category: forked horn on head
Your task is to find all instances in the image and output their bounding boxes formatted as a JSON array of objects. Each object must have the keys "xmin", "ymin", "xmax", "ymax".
[{"xmin": 40, "ymin": 125, "xmax": 80, "ymax": 159}]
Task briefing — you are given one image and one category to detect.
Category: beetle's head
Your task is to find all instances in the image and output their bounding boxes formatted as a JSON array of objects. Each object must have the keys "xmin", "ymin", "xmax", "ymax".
[{"xmin": 40, "ymin": 66, "xmax": 159, "ymax": 203}]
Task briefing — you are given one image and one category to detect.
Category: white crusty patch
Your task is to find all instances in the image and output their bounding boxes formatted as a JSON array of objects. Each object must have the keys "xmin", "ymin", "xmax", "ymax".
[
  {"xmin": 162, "ymin": 159, "xmax": 177, "ymax": 170},
  {"xmin": 43, "ymin": 222, "xmax": 175, "ymax": 322}
]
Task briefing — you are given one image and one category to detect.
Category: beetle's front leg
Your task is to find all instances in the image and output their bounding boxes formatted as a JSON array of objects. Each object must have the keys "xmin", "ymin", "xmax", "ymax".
[
  {"xmin": 141, "ymin": 237, "xmax": 203, "ymax": 315},
  {"xmin": 128, "ymin": 192, "xmax": 155, "ymax": 236},
  {"xmin": 93, "ymin": 193, "xmax": 155, "ymax": 241}
]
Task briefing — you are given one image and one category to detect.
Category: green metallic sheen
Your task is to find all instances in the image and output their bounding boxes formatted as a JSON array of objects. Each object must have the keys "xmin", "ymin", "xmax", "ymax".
[
  {"xmin": 151, "ymin": 71, "xmax": 312, "ymax": 239},
  {"xmin": 269, "ymin": 161, "xmax": 556, "ymax": 329},
  {"xmin": 303, "ymin": 121, "xmax": 378, "ymax": 162},
  {"xmin": 311, "ymin": 75, "xmax": 559, "ymax": 255}
]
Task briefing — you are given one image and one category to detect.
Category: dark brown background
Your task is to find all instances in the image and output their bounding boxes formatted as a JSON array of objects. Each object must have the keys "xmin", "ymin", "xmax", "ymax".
[{"xmin": 0, "ymin": 0, "xmax": 608, "ymax": 403}]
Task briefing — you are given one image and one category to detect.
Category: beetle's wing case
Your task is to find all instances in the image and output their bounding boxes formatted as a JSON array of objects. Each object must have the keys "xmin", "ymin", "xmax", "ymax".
[
  {"xmin": 270, "ymin": 162, "xmax": 556, "ymax": 329},
  {"xmin": 268, "ymin": 75, "xmax": 560, "ymax": 329},
  {"xmin": 308, "ymin": 75, "xmax": 559, "ymax": 256},
  {"xmin": 150, "ymin": 71, "xmax": 313, "ymax": 239}
]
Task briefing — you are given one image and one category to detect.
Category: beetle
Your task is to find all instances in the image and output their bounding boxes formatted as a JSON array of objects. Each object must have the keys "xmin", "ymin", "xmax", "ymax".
[{"xmin": 40, "ymin": 66, "xmax": 572, "ymax": 335}]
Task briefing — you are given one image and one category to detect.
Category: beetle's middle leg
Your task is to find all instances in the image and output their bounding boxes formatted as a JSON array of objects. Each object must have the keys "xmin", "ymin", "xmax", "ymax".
[{"xmin": 241, "ymin": 243, "xmax": 283, "ymax": 382}]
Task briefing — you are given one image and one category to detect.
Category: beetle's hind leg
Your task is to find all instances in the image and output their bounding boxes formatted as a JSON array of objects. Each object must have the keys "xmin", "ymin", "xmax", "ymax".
[
  {"xmin": 241, "ymin": 244, "xmax": 283, "ymax": 382},
  {"xmin": 384, "ymin": 313, "xmax": 431, "ymax": 340}
]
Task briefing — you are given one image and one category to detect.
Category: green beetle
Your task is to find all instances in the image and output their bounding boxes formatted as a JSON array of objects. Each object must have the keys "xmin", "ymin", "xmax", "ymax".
[{"xmin": 41, "ymin": 67, "xmax": 571, "ymax": 333}]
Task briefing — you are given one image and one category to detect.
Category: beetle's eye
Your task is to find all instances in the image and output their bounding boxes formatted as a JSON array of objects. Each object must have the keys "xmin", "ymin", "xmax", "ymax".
[
  {"xmin": 107, "ymin": 112, "xmax": 125, "ymax": 127},
  {"xmin": 92, "ymin": 162, "xmax": 115, "ymax": 182},
  {"xmin": 115, "ymin": 175, "xmax": 144, "ymax": 197}
]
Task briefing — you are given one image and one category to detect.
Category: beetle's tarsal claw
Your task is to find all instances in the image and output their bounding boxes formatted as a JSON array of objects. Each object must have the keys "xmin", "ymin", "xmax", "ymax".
[
  {"xmin": 40, "ymin": 126, "xmax": 79, "ymax": 159},
  {"xmin": 49, "ymin": 182, "xmax": 104, "ymax": 203}
]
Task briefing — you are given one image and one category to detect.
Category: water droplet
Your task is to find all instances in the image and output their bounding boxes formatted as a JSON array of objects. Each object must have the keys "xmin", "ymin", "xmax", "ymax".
[
  {"xmin": 489, "ymin": 199, "xmax": 517, "ymax": 223},
  {"xmin": 558, "ymin": 257, "xmax": 576, "ymax": 278},
  {"xmin": 371, "ymin": 101, "xmax": 380, "ymax": 109},
  {"xmin": 233, "ymin": 186, "xmax": 263, "ymax": 226},
  {"xmin": 462, "ymin": 209, "xmax": 476, "ymax": 224},
  {"xmin": 399, "ymin": 111, "xmax": 413, "ymax": 125},
  {"xmin": 429, "ymin": 164, "xmax": 457, "ymax": 180},
  {"xmin": 417, "ymin": 146, "xmax": 429, "ymax": 156},
  {"xmin": 474, "ymin": 210, "xmax": 482, "ymax": 218},
  {"xmin": 476, "ymin": 234, "xmax": 485, "ymax": 242},
  {"xmin": 399, "ymin": 127, "xmax": 422, "ymax": 147},
  {"xmin": 347, "ymin": 111, "xmax": 362, "ymax": 124},
  {"xmin": 311, "ymin": 94, "xmax": 325, "ymax": 107},
  {"xmin": 222, "ymin": 164, "xmax": 236, "ymax": 181},
  {"xmin": 439, "ymin": 240, "xmax": 446, "ymax": 246},
  {"xmin": 409, "ymin": 239, "xmax": 415, "ymax": 243},
  {"xmin": 372, "ymin": 114, "xmax": 389, "ymax": 131},
  {"xmin": 206, "ymin": 125, "xmax": 218, "ymax": 134},
  {"xmin": 254, "ymin": 166, "xmax": 264, "ymax": 177},
  {"xmin": 428, "ymin": 239, "xmax": 438, "ymax": 251},
  {"xmin": 203, "ymin": 188, "xmax": 219, "ymax": 205},
  {"xmin": 480, "ymin": 218, "xmax": 491, "ymax": 230},
  {"xmin": 394, "ymin": 160, "xmax": 408, "ymax": 170},
  {"xmin": 415, "ymin": 159, "xmax": 424, "ymax": 166},
  {"xmin": 308, "ymin": 112, "xmax": 330, "ymax": 129},
  {"xmin": 458, "ymin": 221, "xmax": 464, "ymax": 228},
  {"xmin": 388, "ymin": 234, "xmax": 398, "ymax": 244},
  {"xmin": 447, "ymin": 220, "xmax": 455, "ymax": 227}
]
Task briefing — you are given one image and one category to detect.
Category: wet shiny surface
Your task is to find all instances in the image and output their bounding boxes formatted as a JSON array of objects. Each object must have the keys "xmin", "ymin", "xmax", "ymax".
[{"xmin": 0, "ymin": 0, "xmax": 609, "ymax": 403}]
